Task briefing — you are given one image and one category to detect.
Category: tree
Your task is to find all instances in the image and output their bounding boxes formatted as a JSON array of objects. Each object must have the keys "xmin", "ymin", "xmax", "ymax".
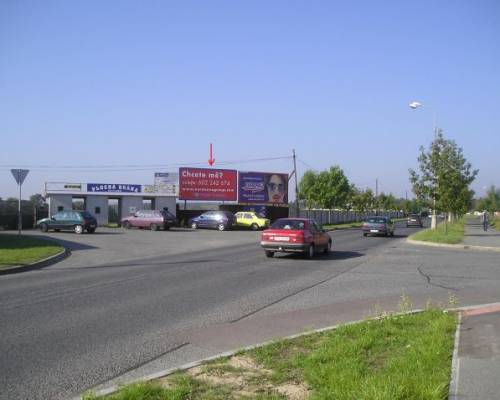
[
  {"xmin": 476, "ymin": 186, "xmax": 500, "ymax": 213},
  {"xmin": 298, "ymin": 170, "xmax": 318, "ymax": 209},
  {"xmin": 409, "ymin": 131, "xmax": 478, "ymax": 227},
  {"xmin": 297, "ymin": 166, "xmax": 352, "ymax": 209},
  {"xmin": 351, "ymin": 188, "xmax": 375, "ymax": 212}
]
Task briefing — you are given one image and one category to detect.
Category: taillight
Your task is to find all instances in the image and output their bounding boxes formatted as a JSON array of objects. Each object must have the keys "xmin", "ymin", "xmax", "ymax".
[{"xmin": 291, "ymin": 232, "xmax": 305, "ymax": 243}]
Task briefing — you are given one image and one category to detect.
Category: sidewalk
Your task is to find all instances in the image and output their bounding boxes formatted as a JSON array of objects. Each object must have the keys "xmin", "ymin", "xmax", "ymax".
[
  {"xmin": 451, "ymin": 305, "xmax": 500, "ymax": 400},
  {"xmin": 451, "ymin": 218, "xmax": 500, "ymax": 399},
  {"xmin": 463, "ymin": 217, "xmax": 500, "ymax": 248}
]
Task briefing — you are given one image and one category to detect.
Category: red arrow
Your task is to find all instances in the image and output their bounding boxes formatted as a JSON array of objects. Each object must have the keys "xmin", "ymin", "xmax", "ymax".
[{"xmin": 208, "ymin": 143, "xmax": 215, "ymax": 166}]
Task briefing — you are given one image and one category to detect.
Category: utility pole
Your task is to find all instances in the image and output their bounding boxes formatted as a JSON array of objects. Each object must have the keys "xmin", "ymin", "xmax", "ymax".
[
  {"xmin": 292, "ymin": 149, "xmax": 299, "ymax": 217},
  {"xmin": 375, "ymin": 178, "xmax": 378, "ymax": 215}
]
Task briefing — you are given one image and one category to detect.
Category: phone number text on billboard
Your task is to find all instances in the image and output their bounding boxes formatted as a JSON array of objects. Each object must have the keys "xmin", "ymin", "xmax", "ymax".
[{"xmin": 179, "ymin": 168, "xmax": 237, "ymax": 201}]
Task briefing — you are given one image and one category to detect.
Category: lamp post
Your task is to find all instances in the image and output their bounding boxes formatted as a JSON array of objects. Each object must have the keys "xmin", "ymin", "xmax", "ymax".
[{"xmin": 409, "ymin": 101, "xmax": 438, "ymax": 230}]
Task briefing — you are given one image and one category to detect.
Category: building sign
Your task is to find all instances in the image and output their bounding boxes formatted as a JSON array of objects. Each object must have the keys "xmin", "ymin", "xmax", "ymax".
[
  {"xmin": 154, "ymin": 172, "xmax": 178, "ymax": 195},
  {"xmin": 45, "ymin": 182, "xmax": 82, "ymax": 192},
  {"xmin": 238, "ymin": 172, "xmax": 288, "ymax": 204},
  {"xmin": 179, "ymin": 167, "xmax": 237, "ymax": 201},
  {"xmin": 87, "ymin": 183, "xmax": 141, "ymax": 193}
]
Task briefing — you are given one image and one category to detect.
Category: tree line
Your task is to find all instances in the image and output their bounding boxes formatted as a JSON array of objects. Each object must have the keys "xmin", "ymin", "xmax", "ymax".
[
  {"xmin": 297, "ymin": 166, "xmax": 423, "ymax": 214},
  {"xmin": 298, "ymin": 131, "xmax": 484, "ymax": 221}
]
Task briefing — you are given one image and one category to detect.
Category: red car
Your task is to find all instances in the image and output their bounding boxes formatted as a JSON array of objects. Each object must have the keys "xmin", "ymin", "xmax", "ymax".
[{"xmin": 261, "ymin": 218, "xmax": 332, "ymax": 258}]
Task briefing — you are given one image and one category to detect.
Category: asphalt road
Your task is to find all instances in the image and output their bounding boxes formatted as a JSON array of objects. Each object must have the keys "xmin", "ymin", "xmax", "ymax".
[{"xmin": 1, "ymin": 223, "xmax": 500, "ymax": 400}]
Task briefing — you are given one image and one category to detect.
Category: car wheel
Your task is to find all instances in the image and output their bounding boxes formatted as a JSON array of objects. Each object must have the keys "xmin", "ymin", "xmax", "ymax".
[
  {"xmin": 150, "ymin": 223, "xmax": 158, "ymax": 231},
  {"xmin": 324, "ymin": 240, "xmax": 332, "ymax": 254},
  {"xmin": 251, "ymin": 223, "xmax": 259, "ymax": 231},
  {"xmin": 74, "ymin": 225, "xmax": 84, "ymax": 234},
  {"xmin": 191, "ymin": 222, "xmax": 198, "ymax": 229},
  {"xmin": 40, "ymin": 223, "xmax": 48, "ymax": 233},
  {"xmin": 54, "ymin": 229, "xmax": 60, "ymax": 232},
  {"xmin": 265, "ymin": 250, "xmax": 274, "ymax": 258},
  {"xmin": 306, "ymin": 244, "xmax": 315, "ymax": 259},
  {"xmin": 123, "ymin": 221, "xmax": 131, "ymax": 229},
  {"xmin": 87, "ymin": 228, "xmax": 96, "ymax": 233},
  {"xmin": 218, "ymin": 223, "xmax": 226, "ymax": 231},
  {"xmin": 363, "ymin": 232, "xmax": 367, "ymax": 237}
]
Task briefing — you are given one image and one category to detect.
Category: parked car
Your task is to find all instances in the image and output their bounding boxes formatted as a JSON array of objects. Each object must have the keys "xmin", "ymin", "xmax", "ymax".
[
  {"xmin": 188, "ymin": 211, "xmax": 236, "ymax": 231},
  {"xmin": 406, "ymin": 213, "xmax": 423, "ymax": 228},
  {"xmin": 234, "ymin": 211, "xmax": 270, "ymax": 230},
  {"xmin": 121, "ymin": 210, "xmax": 176, "ymax": 231},
  {"xmin": 37, "ymin": 210, "xmax": 97, "ymax": 234},
  {"xmin": 362, "ymin": 216, "xmax": 395, "ymax": 237},
  {"xmin": 260, "ymin": 218, "xmax": 332, "ymax": 258}
]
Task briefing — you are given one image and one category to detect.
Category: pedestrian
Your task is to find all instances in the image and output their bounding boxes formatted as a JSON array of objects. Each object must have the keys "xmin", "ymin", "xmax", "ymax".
[{"xmin": 482, "ymin": 210, "xmax": 489, "ymax": 231}]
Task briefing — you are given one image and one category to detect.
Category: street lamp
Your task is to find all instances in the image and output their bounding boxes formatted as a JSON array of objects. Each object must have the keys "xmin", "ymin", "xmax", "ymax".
[{"xmin": 409, "ymin": 100, "xmax": 439, "ymax": 229}]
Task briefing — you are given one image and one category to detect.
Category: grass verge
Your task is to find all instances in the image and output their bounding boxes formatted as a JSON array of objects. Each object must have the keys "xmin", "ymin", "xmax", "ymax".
[
  {"xmin": 410, "ymin": 219, "xmax": 465, "ymax": 244},
  {"xmin": 0, "ymin": 234, "xmax": 63, "ymax": 269},
  {"xmin": 323, "ymin": 218, "xmax": 407, "ymax": 231},
  {"xmin": 323, "ymin": 222, "xmax": 362, "ymax": 230},
  {"xmin": 84, "ymin": 308, "xmax": 456, "ymax": 400}
]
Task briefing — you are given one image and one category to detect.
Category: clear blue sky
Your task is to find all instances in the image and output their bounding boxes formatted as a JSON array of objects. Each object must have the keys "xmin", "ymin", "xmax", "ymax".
[{"xmin": 1, "ymin": 0, "xmax": 499, "ymax": 200}]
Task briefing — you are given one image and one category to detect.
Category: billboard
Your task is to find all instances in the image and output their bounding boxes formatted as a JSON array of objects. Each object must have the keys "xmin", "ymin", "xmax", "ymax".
[
  {"xmin": 87, "ymin": 183, "xmax": 141, "ymax": 193},
  {"xmin": 238, "ymin": 172, "xmax": 288, "ymax": 204},
  {"xmin": 154, "ymin": 172, "xmax": 178, "ymax": 195},
  {"xmin": 179, "ymin": 168, "xmax": 237, "ymax": 201}
]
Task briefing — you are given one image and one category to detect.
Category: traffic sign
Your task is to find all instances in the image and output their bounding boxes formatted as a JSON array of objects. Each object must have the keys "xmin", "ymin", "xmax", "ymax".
[{"xmin": 11, "ymin": 169, "xmax": 29, "ymax": 185}]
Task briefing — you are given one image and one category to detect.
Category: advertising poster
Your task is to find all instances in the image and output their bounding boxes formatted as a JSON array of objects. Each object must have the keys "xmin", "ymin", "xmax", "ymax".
[
  {"xmin": 238, "ymin": 172, "xmax": 288, "ymax": 204},
  {"xmin": 179, "ymin": 168, "xmax": 237, "ymax": 201},
  {"xmin": 154, "ymin": 172, "xmax": 178, "ymax": 195}
]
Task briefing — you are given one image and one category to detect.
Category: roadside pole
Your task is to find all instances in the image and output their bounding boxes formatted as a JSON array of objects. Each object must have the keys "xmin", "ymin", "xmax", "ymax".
[
  {"xmin": 10, "ymin": 169, "xmax": 29, "ymax": 235},
  {"xmin": 293, "ymin": 149, "xmax": 299, "ymax": 218}
]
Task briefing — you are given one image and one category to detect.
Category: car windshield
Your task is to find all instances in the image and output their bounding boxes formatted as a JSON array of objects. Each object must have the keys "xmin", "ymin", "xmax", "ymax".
[
  {"xmin": 367, "ymin": 218, "xmax": 387, "ymax": 224},
  {"xmin": 271, "ymin": 219, "xmax": 306, "ymax": 230}
]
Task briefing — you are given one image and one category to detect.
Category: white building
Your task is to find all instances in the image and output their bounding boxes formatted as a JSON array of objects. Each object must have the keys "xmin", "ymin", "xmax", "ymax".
[{"xmin": 44, "ymin": 182, "xmax": 177, "ymax": 225}]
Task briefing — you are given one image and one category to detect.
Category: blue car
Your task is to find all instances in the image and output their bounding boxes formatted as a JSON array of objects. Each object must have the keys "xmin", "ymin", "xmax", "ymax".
[{"xmin": 188, "ymin": 211, "xmax": 236, "ymax": 231}]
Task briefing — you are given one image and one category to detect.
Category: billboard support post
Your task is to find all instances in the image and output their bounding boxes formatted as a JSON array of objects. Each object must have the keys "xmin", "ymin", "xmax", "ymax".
[{"xmin": 293, "ymin": 149, "xmax": 299, "ymax": 217}]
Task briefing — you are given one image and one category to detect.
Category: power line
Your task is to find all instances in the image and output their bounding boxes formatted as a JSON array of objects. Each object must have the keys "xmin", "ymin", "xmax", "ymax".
[
  {"xmin": 0, "ymin": 155, "xmax": 293, "ymax": 172},
  {"xmin": 297, "ymin": 158, "xmax": 319, "ymax": 171}
]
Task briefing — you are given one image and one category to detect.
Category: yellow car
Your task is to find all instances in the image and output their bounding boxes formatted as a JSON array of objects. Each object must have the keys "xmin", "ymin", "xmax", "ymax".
[{"xmin": 235, "ymin": 211, "xmax": 270, "ymax": 230}]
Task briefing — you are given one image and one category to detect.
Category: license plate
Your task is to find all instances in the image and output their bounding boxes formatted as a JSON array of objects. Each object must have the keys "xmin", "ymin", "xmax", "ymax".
[
  {"xmin": 370, "ymin": 229, "xmax": 379, "ymax": 233},
  {"xmin": 274, "ymin": 236, "xmax": 290, "ymax": 241}
]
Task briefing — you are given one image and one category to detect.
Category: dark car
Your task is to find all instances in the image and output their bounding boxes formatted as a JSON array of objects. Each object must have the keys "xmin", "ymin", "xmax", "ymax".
[
  {"xmin": 37, "ymin": 210, "xmax": 97, "ymax": 234},
  {"xmin": 188, "ymin": 211, "xmax": 236, "ymax": 231},
  {"xmin": 406, "ymin": 213, "xmax": 423, "ymax": 228},
  {"xmin": 362, "ymin": 216, "xmax": 395, "ymax": 237},
  {"xmin": 121, "ymin": 210, "xmax": 176, "ymax": 231},
  {"xmin": 260, "ymin": 218, "xmax": 332, "ymax": 258}
]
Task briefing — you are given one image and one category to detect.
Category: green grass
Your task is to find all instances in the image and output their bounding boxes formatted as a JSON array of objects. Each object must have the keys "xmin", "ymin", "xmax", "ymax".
[
  {"xmin": 86, "ymin": 309, "xmax": 456, "ymax": 400},
  {"xmin": 0, "ymin": 234, "xmax": 63, "ymax": 269},
  {"xmin": 323, "ymin": 222, "xmax": 362, "ymax": 230},
  {"xmin": 104, "ymin": 223, "xmax": 120, "ymax": 228},
  {"xmin": 323, "ymin": 218, "xmax": 406, "ymax": 231},
  {"xmin": 495, "ymin": 218, "xmax": 500, "ymax": 231},
  {"xmin": 410, "ymin": 219, "xmax": 465, "ymax": 244}
]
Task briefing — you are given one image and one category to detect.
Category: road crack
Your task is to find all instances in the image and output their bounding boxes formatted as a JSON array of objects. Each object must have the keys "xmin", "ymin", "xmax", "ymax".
[{"xmin": 417, "ymin": 266, "xmax": 458, "ymax": 291}]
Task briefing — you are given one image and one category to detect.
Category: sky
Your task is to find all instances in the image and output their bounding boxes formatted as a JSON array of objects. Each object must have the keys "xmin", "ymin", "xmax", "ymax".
[{"xmin": 1, "ymin": 0, "xmax": 499, "ymax": 200}]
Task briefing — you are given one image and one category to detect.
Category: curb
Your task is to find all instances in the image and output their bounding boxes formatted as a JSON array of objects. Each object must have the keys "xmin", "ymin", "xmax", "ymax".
[
  {"xmin": 0, "ymin": 246, "xmax": 69, "ymax": 276},
  {"xmin": 406, "ymin": 238, "xmax": 500, "ymax": 253},
  {"xmin": 77, "ymin": 303, "xmax": 500, "ymax": 400}
]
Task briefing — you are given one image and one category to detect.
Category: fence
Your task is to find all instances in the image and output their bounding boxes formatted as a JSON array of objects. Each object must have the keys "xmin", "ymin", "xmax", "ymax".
[{"xmin": 289, "ymin": 208, "xmax": 404, "ymax": 225}]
